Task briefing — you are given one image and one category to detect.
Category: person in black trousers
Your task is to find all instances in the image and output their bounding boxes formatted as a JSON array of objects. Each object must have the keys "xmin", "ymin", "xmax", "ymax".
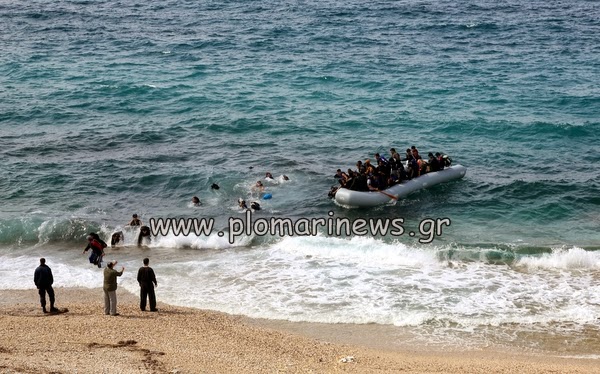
[
  {"xmin": 34, "ymin": 258, "xmax": 58, "ymax": 313},
  {"xmin": 137, "ymin": 257, "xmax": 158, "ymax": 312}
]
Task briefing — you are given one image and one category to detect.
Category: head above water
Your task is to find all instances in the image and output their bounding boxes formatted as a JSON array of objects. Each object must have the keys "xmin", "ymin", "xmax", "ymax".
[
  {"xmin": 132, "ymin": 214, "xmax": 138, "ymax": 218},
  {"xmin": 192, "ymin": 196, "xmax": 200, "ymax": 204}
]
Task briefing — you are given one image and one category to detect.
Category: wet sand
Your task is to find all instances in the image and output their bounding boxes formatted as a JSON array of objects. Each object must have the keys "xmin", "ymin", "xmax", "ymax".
[{"xmin": 0, "ymin": 287, "xmax": 598, "ymax": 373}]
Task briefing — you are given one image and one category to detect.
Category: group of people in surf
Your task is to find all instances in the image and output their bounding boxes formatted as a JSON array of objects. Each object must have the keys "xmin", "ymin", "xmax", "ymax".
[
  {"xmin": 241, "ymin": 172, "xmax": 289, "ymax": 211},
  {"xmin": 82, "ymin": 171, "xmax": 290, "ymax": 267},
  {"xmin": 83, "ymin": 214, "xmax": 152, "ymax": 267},
  {"xmin": 189, "ymin": 172, "xmax": 289, "ymax": 213},
  {"xmin": 329, "ymin": 146, "xmax": 452, "ymax": 198}
]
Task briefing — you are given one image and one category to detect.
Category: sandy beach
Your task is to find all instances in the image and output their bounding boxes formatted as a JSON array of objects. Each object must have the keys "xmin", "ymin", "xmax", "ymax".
[{"xmin": 0, "ymin": 288, "xmax": 597, "ymax": 373}]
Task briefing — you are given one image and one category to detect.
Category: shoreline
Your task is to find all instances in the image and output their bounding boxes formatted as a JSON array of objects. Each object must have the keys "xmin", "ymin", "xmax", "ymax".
[{"xmin": 1, "ymin": 288, "xmax": 599, "ymax": 373}]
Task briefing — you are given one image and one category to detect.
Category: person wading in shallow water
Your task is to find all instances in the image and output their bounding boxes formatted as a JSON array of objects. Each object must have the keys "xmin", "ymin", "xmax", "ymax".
[
  {"xmin": 128, "ymin": 214, "xmax": 142, "ymax": 226},
  {"xmin": 138, "ymin": 225, "xmax": 151, "ymax": 246},
  {"xmin": 82, "ymin": 233, "xmax": 107, "ymax": 268}
]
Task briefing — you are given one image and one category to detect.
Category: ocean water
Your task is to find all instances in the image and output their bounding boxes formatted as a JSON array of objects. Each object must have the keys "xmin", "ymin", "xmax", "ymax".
[{"xmin": 1, "ymin": 0, "xmax": 600, "ymax": 355}]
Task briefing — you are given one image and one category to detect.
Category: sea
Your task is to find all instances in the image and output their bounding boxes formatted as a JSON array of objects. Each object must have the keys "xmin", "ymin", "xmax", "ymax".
[{"xmin": 1, "ymin": 0, "xmax": 599, "ymax": 358}]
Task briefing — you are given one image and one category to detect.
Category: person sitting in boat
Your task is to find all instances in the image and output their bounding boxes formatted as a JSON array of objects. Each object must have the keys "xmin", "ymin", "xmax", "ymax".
[
  {"xmin": 355, "ymin": 160, "xmax": 365, "ymax": 174},
  {"xmin": 380, "ymin": 171, "xmax": 390, "ymax": 189},
  {"xmin": 404, "ymin": 148, "xmax": 412, "ymax": 161},
  {"xmin": 334, "ymin": 169, "xmax": 345, "ymax": 179},
  {"xmin": 437, "ymin": 153, "xmax": 452, "ymax": 167},
  {"xmin": 417, "ymin": 155, "xmax": 427, "ymax": 176},
  {"xmin": 411, "ymin": 146, "xmax": 420, "ymax": 160},
  {"xmin": 387, "ymin": 173, "xmax": 399, "ymax": 187},
  {"xmin": 374, "ymin": 153, "xmax": 388, "ymax": 165},
  {"xmin": 364, "ymin": 159, "xmax": 375, "ymax": 175},
  {"xmin": 390, "ymin": 148, "xmax": 399, "ymax": 160},
  {"xmin": 435, "ymin": 152, "xmax": 445, "ymax": 171},
  {"xmin": 367, "ymin": 174, "xmax": 379, "ymax": 191},
  {"xmin": 390, "ymin": 152, "xmax": 405, "ymax": 181},
  {"xmin": 377, "ymin": 159, "xmax": 390, "ymax": 179},
  {"xmin": 406, "ymin": 155, "xmax": 418, "ymax": 179},
  {"xmin": 428, "ymin": 152, "xmax": 441, "ymax": 172},
  {"xmin": 342, "ymin": 170, "xmax": 356, "ymax": 189}
]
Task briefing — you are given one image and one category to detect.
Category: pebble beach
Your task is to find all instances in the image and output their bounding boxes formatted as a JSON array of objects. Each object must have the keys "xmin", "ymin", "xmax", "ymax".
[{"xmin": 1, "ymin": 288, "xmax": 599, "ymax": 373}]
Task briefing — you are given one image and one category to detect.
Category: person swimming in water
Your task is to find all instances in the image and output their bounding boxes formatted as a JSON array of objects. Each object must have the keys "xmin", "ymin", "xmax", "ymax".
[
  {"xmin": 254, "ymin": 181, "xmax": 265, "ymax": 193},
  {"xmin": 191, "ymin": 196, "xmax": 201, "ymax": 206},
  {"xmin": 128, "ymin": 214, "xmax": 142, "ymax": 226}
]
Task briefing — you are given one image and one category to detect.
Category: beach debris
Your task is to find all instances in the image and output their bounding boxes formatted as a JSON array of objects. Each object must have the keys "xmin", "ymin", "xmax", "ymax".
[{"xmin": 339, "ymin": 356, "xmax": 354, "ymax": 363}]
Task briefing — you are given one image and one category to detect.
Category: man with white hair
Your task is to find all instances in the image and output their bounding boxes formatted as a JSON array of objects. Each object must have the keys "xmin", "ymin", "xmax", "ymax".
[{"xmin": 103, "ymin": 260, "xmax": 124, "ymax": 316}]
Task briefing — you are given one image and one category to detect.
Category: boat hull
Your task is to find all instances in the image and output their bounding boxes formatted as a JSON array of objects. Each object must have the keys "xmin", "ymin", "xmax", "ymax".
[{"xmin": 334, "ymin": 164, "xmax": 467, "ymax": 208}]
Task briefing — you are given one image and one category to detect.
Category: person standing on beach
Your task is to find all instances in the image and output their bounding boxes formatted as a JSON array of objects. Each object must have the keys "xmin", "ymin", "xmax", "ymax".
[
  {"xmin": 137, "ymin": 258, "xmax": 158, "ymax": 312},
  {"xmin": 34, "ymin": 258, "xmax": 59, "ymax": 313},
  {"xmin": 103, "ymin": 260, "xmax": 124, "ymax": 316}
]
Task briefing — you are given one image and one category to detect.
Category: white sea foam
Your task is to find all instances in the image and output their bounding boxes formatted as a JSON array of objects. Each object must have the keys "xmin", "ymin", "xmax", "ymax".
[
  {"xmin": 516, "ymin": 247, "xmax": 600, "ymax": 270},
  {"xmin": 4, "ymin": 239, "xmax": 600, "ymax": 341}
]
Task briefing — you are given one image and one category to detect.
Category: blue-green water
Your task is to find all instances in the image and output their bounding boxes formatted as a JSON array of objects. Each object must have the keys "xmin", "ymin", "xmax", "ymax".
[{"xmin": 1, "ymin": 0, "xmax": 599, "ymax": 354}]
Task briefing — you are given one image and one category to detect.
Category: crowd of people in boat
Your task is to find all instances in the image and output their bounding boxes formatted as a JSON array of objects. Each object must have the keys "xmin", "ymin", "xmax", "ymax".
[{"xmin": 329, "ymin": 146, "xmax": 452, "ymax": 197}]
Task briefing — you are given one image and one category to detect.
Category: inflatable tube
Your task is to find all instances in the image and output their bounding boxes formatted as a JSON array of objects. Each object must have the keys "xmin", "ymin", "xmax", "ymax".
[
  {"xmin": 262, "ymin": 193, "xmax": 272, "ymax": 200},
  {"xmin": 334, "ymin": 164, "xmax": 467, "ymax": 208}
]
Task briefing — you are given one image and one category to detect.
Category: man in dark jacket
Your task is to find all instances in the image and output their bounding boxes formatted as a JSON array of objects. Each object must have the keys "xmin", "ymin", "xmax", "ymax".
[
  {"xmin": 137, "ymin": 258, "xmax": 158, "ymax": 312},
  {"xmin": 34, "ymin": 258, "xmax": 58, "ymax": 313}
]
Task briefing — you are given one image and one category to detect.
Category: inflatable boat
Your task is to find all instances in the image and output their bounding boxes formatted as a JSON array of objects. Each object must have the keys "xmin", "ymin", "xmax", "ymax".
[{"xmin": 334, "ymin": 164, "xmax": 467, "ymax": 208}]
